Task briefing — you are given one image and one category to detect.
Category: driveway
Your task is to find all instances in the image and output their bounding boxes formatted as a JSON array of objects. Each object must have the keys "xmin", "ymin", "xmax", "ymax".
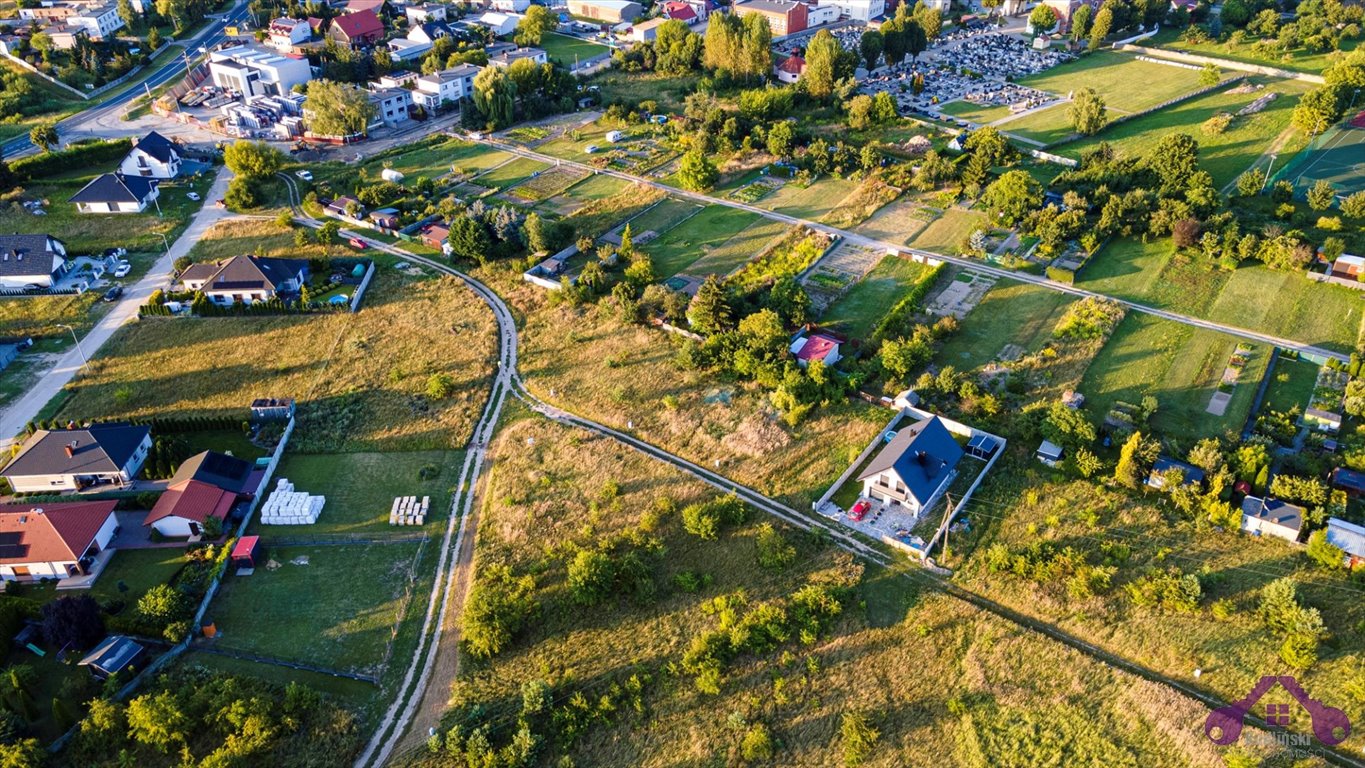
[{"xmin": 0, "ymin": 166, "xmax": 237, "ymax": 449}]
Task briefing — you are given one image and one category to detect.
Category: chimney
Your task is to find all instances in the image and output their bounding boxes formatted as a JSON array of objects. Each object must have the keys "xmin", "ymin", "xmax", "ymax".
[{"xmin": 64, "ymin": 444, "xmax": 74, "ymax": 458}]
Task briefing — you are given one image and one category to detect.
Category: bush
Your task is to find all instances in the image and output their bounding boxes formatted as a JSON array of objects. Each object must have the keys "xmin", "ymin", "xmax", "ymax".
[
  {"xmin": 755, "ymin": 523, "xmax": 796, "ymax": 570},
  {"xmin": 740, "ymin": 722, "xmax": 775, "ymax": 761},
  {"xmin": 1045, "ymin": 265, "xmax": 1076, "ymax": 284},
  {"xmin": 11, "ymin": 139, "xmax": 131, "ymax": 181}
]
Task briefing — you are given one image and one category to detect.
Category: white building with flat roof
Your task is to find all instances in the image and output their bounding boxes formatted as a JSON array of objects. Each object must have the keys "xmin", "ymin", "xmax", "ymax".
[
  {"xmin": 413, "ymin": 63, "xmax": 482, "ymax": 111},
  {"xmin": 816, "ymin": 0, "xmax": 884, "ymax": 21},
  {"xmin": 208, "ymin": 44, "xmax": 313, "ymax": 97}
]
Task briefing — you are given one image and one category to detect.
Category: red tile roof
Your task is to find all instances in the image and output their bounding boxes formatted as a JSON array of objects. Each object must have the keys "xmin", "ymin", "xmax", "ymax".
[
  {"xmin": 143, "ymin": 480, "xmax": 236, "ymax": 526},
  {"xmin": 796, "ymin": 333, "xmax": 837, "ymax": 361},
  {"xmin": 332, "ymin": 9, "xmax": 384, "ymax": 41},
  {"xmin": 663, "ymin": 2, "xmax": 697, "ymax": 20},
  {"xmin": 777, "ymin": 55, "xmax": 805, "ymax": 75},
  {"xmin": 0, "ymin": 501, "xmax": 116, "ymax": 565}
]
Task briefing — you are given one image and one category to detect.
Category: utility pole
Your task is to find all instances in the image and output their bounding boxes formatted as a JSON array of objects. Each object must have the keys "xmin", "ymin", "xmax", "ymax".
[
  {"xmin": 57, "ymin": 324, "xmax": 88, "ymax": 369},
  {"xmin": 935, "ymin": 493, "xmax": 955, "ymax": 563}
]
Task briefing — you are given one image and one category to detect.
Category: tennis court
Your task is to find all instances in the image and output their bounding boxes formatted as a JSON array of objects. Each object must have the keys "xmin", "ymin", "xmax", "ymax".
[{"xmin": 1276, "ymin": 113, "xmax": 1365, "ymax": 197}]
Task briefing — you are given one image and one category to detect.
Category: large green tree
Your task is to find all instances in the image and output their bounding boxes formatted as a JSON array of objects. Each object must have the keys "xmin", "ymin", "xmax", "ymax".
[
  {"xmin": 472, "ymin": 66, "xmax": 517, "ymax": 129},
  {"xmin": 676, "ymin": 150, "xmax": 718, "ymax": 191},
  {"xmin": 304, "ymin": 80, "xmax": 377, "ymax": 138},
  {"xmin": 1068, "ymin": 87, "xmax": 1107, "ymax": 135},
  {"xmin": 802, "ymin": 29, "xmax": 843, "ymax": 99},
  {"xmin": 982, "ymin": 170, "xmax": 1043, "ymax": 225},
  {"xmin": 514, "ymin": 4, "xmax": 557, "ymax": 46},
  {"xmin": 1088, "ymin": 5, "xmax": 1113, "ymax": 51},
  {"xmin": 223, "ymin": 140, "xmax": 284, "ymax": 179}
]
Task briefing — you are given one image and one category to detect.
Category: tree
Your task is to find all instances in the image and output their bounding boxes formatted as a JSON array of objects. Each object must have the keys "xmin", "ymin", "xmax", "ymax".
[
  {"xmin": 304, "ymin": 80, "xmax": 377, "ymax": 138},
  {"xmin": 223, "ymin": 140, "xmax": 284, "ymax": 180},
  {"xmin": 462, "ymin": 564, "xmax": 536, "ymax": 658},
  {"xmin": 1199, "ymin": 62, "xmax": 1220, "ymax": 87},
  {"xmin": 0, "ymin": 740, "xmax": 42, "ymax": 768},
  {"xmin": 676, "ymin": 150, "xmax": 718, "ymax": 192},
  {"xmin": 1088, "ymin": 5, "xmax": 1113, "ymax": 51},
  {"xmin": 766, "ymin": 120, "xmax": 795, "ymax": 159},
  {"xmin": 1307, "ymin": 179, "xmax": 1337, "ymax": 210},
  {"xmin": 146, "ymin": 25, "xmax": 162, "ymax": 51},
  {"xmin": 982, "ymin": 170, "xmax": 1043, "ymax": 225},
  {"xmin": 755, "ymin": 523, "xmax": 796, "ymax": 569},
  {"xmin": 1042, "ymin": 400, "xmax": 1096, "ymax": 448},
  {"xmin": 1069, "ymin": 4, "xmax": 1093, "ymax": 42},
  {"xmin": 447, "ymin": 216, "xmax": 492, "ymax": 263},
  {"xmin": 514, "ymin": 5, "xmax": 557, "ymax": 47},
  {"xmin": 136, "ymin": 584, "xmax": 185, "ymax": 623},
  {"xmin": 1114, "ymin": 431, "xmax": 1157, "ymax": 488},
  {"xmin": 802, "ymin": 29, "xmax": 843, "ymax": 100},
  {"xmin": 117, "ymin": 0, "xmax": 138, "ymax": 29},
  {"xmin": 915, "ymin": 2, "xmax": 942, "ymax": 40},
  {"xmin": 904, "ymin": 18, "xmax": 928, "ymax": 60},
  {"xmin": 223, "ymin": 178, "xmax": 258, "ymax": 210},
  {"xmin": 687, "ymin": 275, "xmax": 732, "ymax": 334},
  {"xmin": 316, "ymin": 220, "xmax": 339, "ymax": 245},
  {"xmin": 126, "ymin": 691, "xmax": 186, "ymax": 752},
  {"xmin": 741, "ymin": 723, "xmax": 775, "ymax": 761},
  {"xmin": 858, "ymin": 30, "xmax": 883, "ymax": 72},
  {"xmin": 567, "ymin": 549, "xmax": 615, "ymax": 605},
  {"xmin": 40, "ymin": 595, "xmax": 103, "ymax": 651},
  {"xmin": 841, "ymin": 711, "xmax": 879, "ymax": 767},
  {"xmin": 1149, "ymin": 133, "xmax": 1200, "ymax": 194},
  {"xmin": 1236, "ymin": 168, "xmax": 1265, "ymax": 197},
  {"xmin": 1029, "ymin": 3, "xmax": 1058, "ymax": 31},
  {"xmin": 1067, "ymin": 87, "xmax": 1107, "ymax": 135},
  {"xmin": 1343, "ymin": 191, "xmax": 1365, "ymax": 219},
  {"xmin": 27, "ymin": 123, "xmax": 57, "ymax": 153},
  {"xmin": 1306, "ymin": 529, "xmax": 1345, "ymax": 570},
  {"xmin": 1292, "ymin": 86, "xmax": 1343, "ymax": 135}
]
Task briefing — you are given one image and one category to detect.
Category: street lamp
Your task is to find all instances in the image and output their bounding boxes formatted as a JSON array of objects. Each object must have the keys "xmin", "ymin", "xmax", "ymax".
[
  {"xmin": 157, "ymin": 232, "xmax": 170, "ymax": 252},
  {"xmin": 56, "ymin": 324, "xmax": 88, "ymax": 370}
]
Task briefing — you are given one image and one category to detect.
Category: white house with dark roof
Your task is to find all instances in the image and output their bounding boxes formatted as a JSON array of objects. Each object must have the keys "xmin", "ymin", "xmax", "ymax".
[
  {"xmin": 179, "ymin": 254, "xmax": 309, "ymax": 305},
  {"xmin": 487, "ymin": 46, "xmax": 548, "ymax": 68},
  {"xmin": 1240, "ymin": 496, "xmax": 1304, "ymax": 544},
  {"xmin": 856, "ymin": 415, "xmax": 963, "ymax": 516},
  {"xmin": 0, "ymin": 234, "xmax": 69, "ymax": 289},
  {"xmin": 119, "ymin": 131, "xmax": 182, "ymax": 179},
  {"xmin": 0, "ymin": 500, "xmax": 119, "ymax": 582},
  {"xmin": 68, "ymin": 173, "xmax": 159, "ymax": 214},
  {"xmin": 1, "ymin": 424, "xmax": 151, "ymax": 493},
  {"xmin": 413, "ymin": 63, "xmax": 482, "ymax": 111},
  {"xmin": 143, "ymin": 451, "xmax": 252, "ymax": 538}
]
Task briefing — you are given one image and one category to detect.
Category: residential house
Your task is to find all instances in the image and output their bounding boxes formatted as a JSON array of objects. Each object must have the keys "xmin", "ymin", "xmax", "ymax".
[
  {"xmin": 0, "ymin": 501, "xmax": 119, "ymax": 582},
  {"xmin": 1146, "ymin": 456, "xmax": 1206, "ymax": 490},
  {"xmin": 250, "ymin": 397, "xmax": 296, "ymax": 421},
  {"xmin": 390, "ymin": 19, "xmax": 456, "ymax": 59},
  {"xmin": 492, "ymin": 0, "xmax": 532, "ymax": 10},
  {"xmin": 327, "ymin": 196, "xmax": 364, "ymax": 217},
  {"xmin": 1040, "ymin": 0, "xmax": 1098, "ymax": 31},
  {"xmin": 178, "ymin": 254, "xmax": 310, "ymax": 305},
  {"xmin": 1331, "ymin": 467, "xmax": 1365, "ymax": 496},
  {"xmin": 68, "ymin": 173, "xmax": 159, "ymax": 214},
  {"xmin": 78, "ymin": 636, "xmax": 146, "ymax": 679},
  {"xmin": 567, "ymin": 0, "xmax": 642, "ymax": 21},
  {"xmin": 209, "ymin": 45, "xmax": 312, "ymax": 97},
  {"xmin": 413, "ymin": 63, "xmax": 482, "ymax": 111},
  {"xmin": 369, "ymin": 86, "xmax": 413, "ymax": 125},
  {"xmin": 631, "ymin": 17, "xmax": 668, "ymax": 41},
  {"xmin": 816, "ymin": 0, "xmax": 883, "ymax": 22},
  {"xmin": 118, "ymin": 131, "xmax": 182, "ymax": 179},
  {"xmin": 46, "ymin": 25, "xmax": 88, "ymax": 50},
  {"xmin": 369, "ymin": 207, "xmax": 401, "ymax": 229},
  {"xmin": 1325, "ymin": 517, "xmax": 1365, "ymax": 568},
  {"xmin": 0, "ymin": 234, "xmax": 69, "ymax": 289},
  {"xmin": 474, "ymin": 11, "xmax": 524, "ymax": 36},
  {"xmin": 328, "ymin": 9, "xmax": 385, "ymax": 47},
  {"xmin": 789, "ymin": 332, "xmax": 841, "ymax": 367},
  {"xmin": 487, "ymin": 47, "xmax": 548, "ymax": 68},
  {"xmin": 268, "ymin": 17, "xmax": 311, "ymax": 49},
  {"xmin": 1, "ymin": 424, "xmax": 151, "ymax": 493},
  {"xmin": 421, "ymin": 222, "xmax": 451, "ymax": 248},
  {"xmin": 806, "ymin": 3, "xmax": 839, "ymax": 25},
  {"xmin": 405, "ymin": 1, "xmax": 448, "ymax": 23},
  {"xmin": 774, "ymin": 54, "xmax": 805, "ymax": 83},
  {"xmin": 1240, "ymin": 496, "xmax": 1304, "ymax": 543},
  {"xmin": 1304, "ymin": 407, "xmax": 1342, "ymax": 433},
  {"xmin": 344, "ymin": 0, "xmax": 388, "ymax": 15},
  {"xmin": 143, "ymin": 451, "xmax": 252, "ymax": 538},
  {"xmin": 1035, "ymin": 440, "xmax": 1063, "ymax": 467},
  {"xmin": 734, "ymin": 0, "xmax": 807, "ymax": 36},
  {"xmin": 661, "ymin": 1, "xmax": 700, "ymax": 22},
  {"xmin": 856, "ymin": 415, "xmax": 963, "ymax": 515}
]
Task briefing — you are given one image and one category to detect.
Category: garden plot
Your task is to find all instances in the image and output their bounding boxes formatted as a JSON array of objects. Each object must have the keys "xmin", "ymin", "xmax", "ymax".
[
  {"xmin": 853, "ymin": 199, "xmax": 939, "ymax": 245},
  {"xmin": 642, "ymin": 206, "xmax": 766, "ymax": 277},
  {"xmin": 925, "ymin": 271, "xmax": 997, "ymax": 318},
  {"xmin": 728, "ymin": 175, "xmax": 784, "ymax": 204},
  {"xmin": 800, "ymin": 241, "xmax": 887, "ymax": 313},
  {"xmin": 1206, "ymin": 344, "xmax": 1255, "ymax": 416},
  {"xmin": 682, "ymin": 219, "xmax": 796, "ymax": 279},
  {"xmin": 502, "ymin": 165, "xmax": 590, "ymax": 203},
  {"xmin": 536, "ymin": 173, "xmax": 632, "ymax": 215}
]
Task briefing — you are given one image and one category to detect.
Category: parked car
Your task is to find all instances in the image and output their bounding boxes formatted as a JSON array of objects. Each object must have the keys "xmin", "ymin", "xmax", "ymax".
[
  {"xmin": 112, "ymin": 262, "xmax": 131, "ymax": 278},
  {"xmin": 102, "ymin": 285, "xmax": 123, "ymax": 302},
  {"xmin": 295, "ymin": 170, "xmax": 313, "ymax": 181},
  {"xmin": 848, "ymin": 499, "xmax": 871, "ymax": 522},
  {"xmin": 585, "ymin": 144, "xmax": 599, "ymax": 154},
  {"xmin": 348, "ymin": 237, "xmax": 367, "ymax": 250},
  {"xmin": 187, "ymin": 192, "xmax": 201, "ymax": 201}
]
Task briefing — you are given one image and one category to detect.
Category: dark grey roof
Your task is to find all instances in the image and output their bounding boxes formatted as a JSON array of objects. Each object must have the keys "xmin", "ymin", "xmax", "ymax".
[
  {"xmin": 133, "ymin": 131, "xmax": 178, "ymax": 163},
  {"xmin": 78, "ymin": 635, "xmax": 144, "ymax": 675},
  {"xmin": 167, "ymin": 450, "xmax": 252, "ymax": 493},
  {"xmin": 1241, "ymin": 496, "xmax": 1304, "ymax": 532},
  {"xmin": 200, "ymin": 255, "xmax": 308, "ymax": 292},
  {"xmin": 857, "ymin": 416, "xmax": 964, "ymax": 507},
  {"xmin": 68, "ymin": 173, "xmax": 158, "ymax": 205},
  {"xmin": 0, "ymin": 235, "xmax": 65, "ymax": 279},
  {"xmin": 1, "ymin": 424, "xmax": 150, "ymax": 478}
]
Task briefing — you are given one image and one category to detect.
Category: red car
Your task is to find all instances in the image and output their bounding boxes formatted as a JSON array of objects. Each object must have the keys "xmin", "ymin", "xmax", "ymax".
[
  {"xmin": 848, "ymin": 500, "xmax": 871, "ymax": 522},
  {"xmin": 348, "ymin": 237, "xmax": 368, "ymax": 250}
]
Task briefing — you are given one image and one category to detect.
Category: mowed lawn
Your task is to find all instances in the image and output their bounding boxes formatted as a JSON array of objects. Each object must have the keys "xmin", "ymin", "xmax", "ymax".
[
  {"xmin": 536, "ymin": 172, "xmax": 632, "ymax": 215},
  {"xmin": 761, "ymin": 176, "xmax": 859, "ymax": 220},
  {"xmin": 89, "ymin": 548, "xmax": 188, "ymax": 607},
  {"xmin": 1017, "ymin": 50, "xmax": 1208, "ymax": 114},
  {"xmin": 853, "ymin": 198, "xmax": 935, "ymax": 245},
  {"xmin": 253, "ymin": 450, "xmax": 462, "ymax": 535},
  {"xmin": 1077, "ymin": 238, "xmax": 1173, "ymax": 302},
  {"xmin": 1262, "ymin": 356, "xmax": 1319, "ymax": 413},
  {"xmin": 1207, "ymin": 265, "xmax": 1365, "ymax": 354},
  {"xmin": 642, "ymin": 205, "xmax": 762, "ymax": 277},
  {"xmin": 1080, "ymin": 313, "xmax": 1270, "ymax": 439},
  {"xmin": 475, "ymin": 157, "xmax": 552, "ymax": 190},
  {"xmin": 684, "ymin": 218, "xmax": 792, "ymax": 277},
  {"xmin": 356, "ymin": 136, "xmax": 511, "ymax": 180},
  {"xmin": 209, "ymin": 541, "xmax": 427, "ymax": 674},
  {"xmin": 937, "ymin": 100, "xmax": 1015, "ymax": 124},
  {"xmin": 1062, "ymin": 78, "xmax": 1311, "ymax": 187},
  {"xmin": 627, "ymin": 197, "xmax": 703, "ymax": 238},
  {"xmin": 820, "ymin": 255, "xmax": 937, "ymax": 338},
  {"xmin": 908, "ymin": 208, "xmax": 988, "ymax": 256},
  {"xmin": 999, "ymin": 103, "xmax": 1079, "ymax": 145},
  {"xmin": 539, "ymin": 32, "xmax": 610, "ymax": 65},
  {"xmin": 936, "ymin": 280, "xmax": 1075, "ymax": 370}
]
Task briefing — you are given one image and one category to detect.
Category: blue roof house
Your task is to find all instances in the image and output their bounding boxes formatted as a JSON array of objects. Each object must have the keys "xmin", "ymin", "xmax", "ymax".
[{"xmin": 857, "ymin": 415, "xmax": 964, "ymax": 516}]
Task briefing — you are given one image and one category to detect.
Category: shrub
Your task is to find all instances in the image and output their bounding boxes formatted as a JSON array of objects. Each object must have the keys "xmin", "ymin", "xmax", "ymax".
[
  {"xmin": 740, "ymin": 722, "xmax": 775, "ymax": 761},
  {"xmin": 755, "ymin": 523, "xmax": 797, "ymax": 570},
  {"xmin": 1045, "ymin": 265, "xmax": 1076, "ymax": 284}
]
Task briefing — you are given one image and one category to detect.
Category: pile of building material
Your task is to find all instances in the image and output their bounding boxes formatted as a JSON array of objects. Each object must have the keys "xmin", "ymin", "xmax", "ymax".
[
  {"xmin": 390, "ymin": 496, "xmax": 429, "ymax": 526},
  {"xmin": 260, "ymin": 479, "xmax": 325, "ymax": 525}
]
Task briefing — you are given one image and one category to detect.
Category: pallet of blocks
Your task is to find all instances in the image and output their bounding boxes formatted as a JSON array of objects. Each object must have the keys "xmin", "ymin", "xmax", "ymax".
[
  {"xmin": 389, "ymin": 495, "xmax": 429, "ymax": 526},
  {"xmin": 259, "ymin": 478, "xmax": 327, "ymax": 525}
]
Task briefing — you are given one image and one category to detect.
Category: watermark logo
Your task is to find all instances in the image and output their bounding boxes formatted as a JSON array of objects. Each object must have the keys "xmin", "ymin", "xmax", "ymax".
[{"xmin": 1204, "ymin": 675, "xmax": 1350, "ymax": 749}]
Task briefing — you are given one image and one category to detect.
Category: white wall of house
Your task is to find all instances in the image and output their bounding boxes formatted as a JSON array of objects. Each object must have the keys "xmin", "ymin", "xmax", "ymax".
[
  {"xmin": 1240, "ymin": 514, "xmax": 1300, "ymax": 543},
  {"xmin": 206, "ymin": 290, "xmax": 273, "ymax": 305},
  {"xmin": 151, "ymin": 515, "xmax": 198, "ymax": 538},
  {"xmin": 119, "ymin": 148, "xmax": 180, "ymax": 179},
  {"xmin": 92, "ymin": 513, "xmax": 118, "ymax": 552},
  {"xmin": 76, "ymin": 187, "xmax": 157, "ymax": 214},
  {"xmin": 0, "ymin": 559, "xmax": 77, "ymax": 581}
]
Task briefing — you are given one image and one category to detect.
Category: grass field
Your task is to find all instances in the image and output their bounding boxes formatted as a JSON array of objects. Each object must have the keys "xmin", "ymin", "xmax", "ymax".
[
  {"xmin": 1262, "ymin": 355, "xmax": 1319, "ymax": 414},
  {"xmin": 1077, "ymin": 237, "xmax": 1172, "ymax": 301},
  {"xmin": 937, "ymin": 99, "xmax": 1016, "ymax": 124},
  {"xmin": 475, "ymin": 157, "xmax": 552, "ymax": 190},
  {"xmin": 1061, "ymin": 78, "xmax": 1311, "ymax": 187},
  {"xmin": 58, "ymin": 248, "xmax": 497, "ymax": 453},
  {"xmin": 1207, "ymin": 264, "xmax": 1365, "ymax": 354},
  {"xmin": 0, "ymin": 292, "xmax": 103, "ymax": 339},
  {"xmin": 683, "ymin": 218, "xmax": 792, "ymax": 277},
  {"xmin": 332, "ymin": 136, "xmax": 511, "ymax": 185},
  {"xmin": 625, "ymin": 197, "xmax": 703, "ymax": 238},
  {"xmin": 1018, "ymin": 50, "xmax": 1209, "ymax": 114},
  {"xmin": 1150, "ymin": 27, "xmax": 1361, "ymax": 75},
  {"xmin": 998, "ymin": 103, "xmax": 1079, "ymax": 145},
  {"xmin": 937, "ymin": 279, "xmax": 1077, "ymax": 371},
  {"xmin": 641, "ymin": 205, "xmax": 762, "ymax": 277},
  {"xmin": 907, "ymin": 207, "xmax": 987, "ymax": 255},
  {"xmin": 536, "ymin": 172, "xmax": 632, "ymax": 215},
  {"xmin": 88, "ymin": 547, "xmax": 188, "ymax": 606},
  {"xmin": 254, "ymin": 451, "xmax": 461, "ymax": 536},
  {"xmin": 586, "ymin": 71, "xmax": 701, "ymax": 114},
  {"xmin": 760, "ymin": 176, "xmax": 860, "ymax": 220},
  {"xmin": 539, "ymin": 32, "xmax": 610, "ymax": 66},
  {"xmin": 1079, "ymin": 313, "xmax": 1270, "ymax": 439},
  {"xmin": 852, "ymin": 198, "xmax": 936, "ymax": 245},
  {"xmin": 820, "ymin": 255, "xmax": 937, "ymax": 338},
  {"xmin": 209, "ymin": 540, "xmax": 427, "ymax": 675}
]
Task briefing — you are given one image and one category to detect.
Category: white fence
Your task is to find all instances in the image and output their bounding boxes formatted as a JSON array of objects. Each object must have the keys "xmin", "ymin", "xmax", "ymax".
[{"xmin": 349, "ymin": 260, "xmax": 377, "ymax": 312}]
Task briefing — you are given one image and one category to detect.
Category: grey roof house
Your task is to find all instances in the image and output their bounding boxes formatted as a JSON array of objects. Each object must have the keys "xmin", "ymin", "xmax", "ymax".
[
  {"xmin": 79, "ymin": 636, "xmax": 146, "ymax": 679},
  {"xmin": 1240, "ymin": 496, "xmax": 1304, "ymax": 544},
  {"xmin": 179, "ymin": 255, "xmax": 310, "ymax": 305},
  {"xmin": 0, "ymin": 234, "xmax": 69, "ymax": 289},
  {"xmin": 857, "ymin": 416, "xmax": 964, "ymax": 516},
  {"xmin": 0, "ymin": 424, "xmax": 152, "ymax": 493},
  {"xmin": 69, "ymin": 173, "xmax": 160, "ymax": 214}
]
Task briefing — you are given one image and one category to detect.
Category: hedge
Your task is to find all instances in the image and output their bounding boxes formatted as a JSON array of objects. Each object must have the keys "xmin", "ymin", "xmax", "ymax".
[
  {"xmin": 11, "ymin": 139, "xmax": 133, "ymax": 182},
  {"xmin": 1046, "ymin": 266, "xmax": 1076, "ymax": 284},
  {"xmin": 870, "ymin": 263, "xmax": 945, "ymax": 344}
]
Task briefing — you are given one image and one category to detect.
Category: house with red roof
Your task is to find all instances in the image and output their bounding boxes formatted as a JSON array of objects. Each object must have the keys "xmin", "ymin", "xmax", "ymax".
[
  {"xmin": 143, "ymin": 451, "xmax": 252, "ymax": 539},
  {"xmin": 789, "ymin": 331, "xmax": 841, "ymax": 367},
  {"xmin": 774, "ymin": 54, "xmax": 805, "ymax": 83},
  {"xmin": 661, "ymin": 1, "xmax": 700, "ymax": 22},
  {"xmin": 328, "ymin": 8, "xmax": 385, "ymax": 47},
  {"xmin": 0, "ymin": 500, "xmax": 119, "ymax": 583}
]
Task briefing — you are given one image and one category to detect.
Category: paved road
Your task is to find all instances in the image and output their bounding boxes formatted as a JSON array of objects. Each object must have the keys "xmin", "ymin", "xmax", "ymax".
[
  {"xmin": 0, "ymin": 167, "xmax": 236, "ymax": 448},
  {"xmin": 473, "ymin": 136, "xmax": 1354, "ymax": 363},
  {"xmin": 0, "ymin": 2, "xmax": 253, "ymax": 157}
]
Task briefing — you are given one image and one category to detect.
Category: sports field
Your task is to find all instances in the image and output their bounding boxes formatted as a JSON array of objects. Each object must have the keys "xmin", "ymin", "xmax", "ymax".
[{"xmin": 1275, "ymin": 119, "xmax": 1365, "ymax": 197}]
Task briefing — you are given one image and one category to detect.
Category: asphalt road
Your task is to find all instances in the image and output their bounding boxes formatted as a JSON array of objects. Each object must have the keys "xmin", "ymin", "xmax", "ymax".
[{"xmin": 0, "ymin": 2, "xmax": 253, "ymax": 158}]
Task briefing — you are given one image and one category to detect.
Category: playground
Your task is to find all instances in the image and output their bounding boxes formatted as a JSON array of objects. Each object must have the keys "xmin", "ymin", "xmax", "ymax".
[{"xmin": 1276, "ymin": 114, "xmax": 1365, "ymax": 198}]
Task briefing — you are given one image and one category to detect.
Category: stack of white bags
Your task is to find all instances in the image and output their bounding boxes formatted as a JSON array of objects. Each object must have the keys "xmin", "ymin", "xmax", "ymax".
[
  {"xmin": 260, "ymin": 479, "xmax": 325, "ymax": 525},
  {"xmin": 390, "ymin": 496, "xmax": 429, "ymax": 526}
]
